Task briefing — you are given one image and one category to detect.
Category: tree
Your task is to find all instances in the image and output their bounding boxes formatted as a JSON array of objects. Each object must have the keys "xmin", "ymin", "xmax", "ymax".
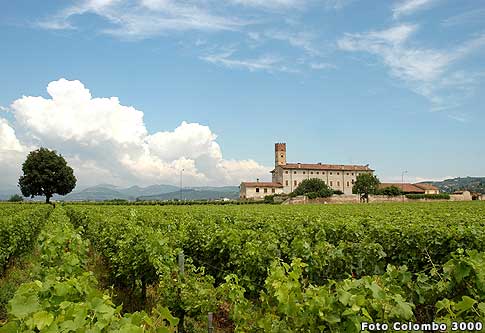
[
  {"xmin": 292, "ymin": 178, "xmax": 333, "ymax": 198},
  {"xmin": 352, "ymin": 173, "xmax": 380, "ymax": 202},
  {"xmin": 377, "ymin": 185, "xmax": 402, "ymax": 197},
  {"xmin": 8, "ymin": 194, "xmax": 24, "ymax": 202},
  {"xmin": 18, "ymin": 147, "xmax": 76, "ymax": 204}
]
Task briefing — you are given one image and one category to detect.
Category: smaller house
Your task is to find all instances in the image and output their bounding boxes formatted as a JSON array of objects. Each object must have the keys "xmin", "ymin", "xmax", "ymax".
[
  {"xmin": 379, "ymin": 183, "xmax": 440, "ymax": 195},
  {"xmin": 240, "ymin": 181, "xmax": 283, "ymax": 200}
]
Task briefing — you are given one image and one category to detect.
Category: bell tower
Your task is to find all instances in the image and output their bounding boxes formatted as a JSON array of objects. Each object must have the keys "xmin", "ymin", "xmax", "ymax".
[{"xmin": 275, "ymin": 143, "xmax": 287, "ymax": 167}]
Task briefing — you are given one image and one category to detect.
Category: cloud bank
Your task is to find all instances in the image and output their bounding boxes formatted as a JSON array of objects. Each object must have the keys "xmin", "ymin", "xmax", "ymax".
[{"xmin": 0, "ymin": 79, "xmax": 270, "ymax": 189}]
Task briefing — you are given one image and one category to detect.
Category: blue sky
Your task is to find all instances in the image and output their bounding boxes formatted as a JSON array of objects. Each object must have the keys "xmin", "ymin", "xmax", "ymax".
[{"xmin": 0, "ymin": 0, "xmax": 484, "ymax": 188}]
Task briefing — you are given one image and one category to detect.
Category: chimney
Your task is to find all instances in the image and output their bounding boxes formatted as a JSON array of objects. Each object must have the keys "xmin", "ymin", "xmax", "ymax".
[{"xmin": 256, "ymin": 178, "xmax": 260, "ymax": 183}]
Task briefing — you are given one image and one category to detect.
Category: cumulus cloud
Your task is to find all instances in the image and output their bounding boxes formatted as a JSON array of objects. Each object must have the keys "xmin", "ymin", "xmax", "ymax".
[{"xmin": 1, "ymin": 78, "xmax": 270, "ymax": 189}]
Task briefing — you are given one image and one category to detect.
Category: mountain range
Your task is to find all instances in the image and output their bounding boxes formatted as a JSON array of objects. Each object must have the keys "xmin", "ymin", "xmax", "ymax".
[
  {"xmin": 0, "ymin": 184, "xmax": 239, "ymax": 202},
  {"xmin": 419, "ymin": 177, "xmax": 485, "ymax": 194}
]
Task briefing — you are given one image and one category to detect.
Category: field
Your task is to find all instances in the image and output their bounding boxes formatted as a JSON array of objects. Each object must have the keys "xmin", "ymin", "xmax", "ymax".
[{"xmin": 1, "ymin": 201, "xmax": 485, "ymax": 332}]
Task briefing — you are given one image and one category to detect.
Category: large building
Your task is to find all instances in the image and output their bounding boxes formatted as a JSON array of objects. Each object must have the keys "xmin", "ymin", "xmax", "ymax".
[{"xmin": 240, "ymin": 143, "xmax": 374, "ymax": 199}]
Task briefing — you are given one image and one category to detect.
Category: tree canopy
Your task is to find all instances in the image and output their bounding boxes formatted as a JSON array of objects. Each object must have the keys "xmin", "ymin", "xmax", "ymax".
[
  {"xmin": 8, "ymin": 194, "xmax": 24, "ymax": 202},
  {"xmin": 352, "ymin": 173, "xmax": 380, "ymax": 202},
  {"xmin": 292, "ymin": 178, "xmax": 334, "ymax": 198},
  {"xmin": 18, "ymin": 147, "xmax": 76, "ymax": 203}
]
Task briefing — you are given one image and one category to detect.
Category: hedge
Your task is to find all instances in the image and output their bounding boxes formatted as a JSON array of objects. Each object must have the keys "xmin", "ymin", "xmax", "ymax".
[{"xmin": 405, "ymin": 193, "xmax": 450, "ymax": 200}]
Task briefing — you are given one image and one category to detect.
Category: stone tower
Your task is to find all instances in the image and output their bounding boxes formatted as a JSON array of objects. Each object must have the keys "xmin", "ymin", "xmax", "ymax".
[{"xmin": 275, "ymin": 143, "xmax": 287, "ymax": 167}]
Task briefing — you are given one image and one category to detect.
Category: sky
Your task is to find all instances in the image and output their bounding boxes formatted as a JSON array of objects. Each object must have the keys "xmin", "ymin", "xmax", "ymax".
[{"xmin": 0, "ymin": 0, "xmax": 484, "ymax": 190}]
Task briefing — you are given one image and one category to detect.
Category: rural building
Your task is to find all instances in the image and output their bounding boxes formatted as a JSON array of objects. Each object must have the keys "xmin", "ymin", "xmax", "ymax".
[
  {"xmin": 239, "ymin": 181, "xmax": 284, "ymax": 200},
  {"xmin": 240, "ymin": 143, "xmax": 374, "ymax": 199},
  {"xmin": 379, "ymin": 183, "xmax": 440, "ymax": 194}
]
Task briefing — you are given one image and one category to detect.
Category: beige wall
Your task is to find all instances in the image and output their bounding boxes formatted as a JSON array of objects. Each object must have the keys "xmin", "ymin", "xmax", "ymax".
[
  {"xmin": 275, "ymin": 166, "xmax": 368, "ymax": 195},
  {"xmin": 240, "ymin": 184, "xmax": 284, "ymax": 200},
  {"xmin": 424, "ymin": 189, "xmax": 440, "ymax": 194}
]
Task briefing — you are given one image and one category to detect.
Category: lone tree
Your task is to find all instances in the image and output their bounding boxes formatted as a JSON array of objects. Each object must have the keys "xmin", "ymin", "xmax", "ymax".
[
  {"xmin": 292, "ymin": 178, "xmax": 334, "ymax": 198},
  {"xmin": 18, "ymin": 148, "xmax": 76, "ymax": 204},
  {"xmin": 352, "ymin": 173, "xmax": 380, "ymax": 203}
]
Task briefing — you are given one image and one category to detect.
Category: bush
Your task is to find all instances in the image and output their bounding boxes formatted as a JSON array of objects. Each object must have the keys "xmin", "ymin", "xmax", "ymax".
[
  {"xmin": 264, "ymin": 195, "xmax": 275, "ymax": 204},
  {"xmin": 306, "ymin": 192, "xmax": 318, "ymax": 199},
  {"xmin": 8, "ymin": 194, "xmax": 24, "ymax": 202},
  {"xmin": 333, "ymin": 190, "xmax": 344, "ymax": 195},
  {"xmin": 292, "ymin": 179, "xmax": 333, "ymax": 198},
  {"xmin": 406, "ymin": 193, "xmax": 450, "ymax": 200}
]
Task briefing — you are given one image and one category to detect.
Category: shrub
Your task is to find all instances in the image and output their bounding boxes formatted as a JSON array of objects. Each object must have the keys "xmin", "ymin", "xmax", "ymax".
[
  {"xmin": 406, "ymin": 193, "xmax": 450, "ymax": 200},
  {"xmin": 306, "ymin": 192, "xmax": 318, "ymax": 199},
  {"xmin": 292, "ymin": 179, "xmax": 333, "ymax": 198},
  {"xmin": 264, "ymin": 195, "xmax": 275, "ymax": 204},
  {"xmin": 333, "ymin": 190, "xmax": 344, "ymax": 195},
  {"xmin": 8, "ymin": 194, "xmax": 24, "ymax": 202}
]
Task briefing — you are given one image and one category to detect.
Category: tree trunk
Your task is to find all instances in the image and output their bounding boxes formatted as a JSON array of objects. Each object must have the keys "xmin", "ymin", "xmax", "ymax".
[{"xmin": 45, "ymin": 194, "xmax": 51, "ymax": 204}]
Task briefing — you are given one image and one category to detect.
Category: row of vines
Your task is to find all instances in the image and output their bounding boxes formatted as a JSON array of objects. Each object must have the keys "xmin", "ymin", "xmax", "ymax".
[{"xmin": 60, "ymin": 202, "xmax": 485, "ymax": 332}]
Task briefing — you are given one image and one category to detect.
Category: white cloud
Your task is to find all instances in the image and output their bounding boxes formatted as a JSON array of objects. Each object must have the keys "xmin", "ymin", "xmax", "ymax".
[
  {"xmin": 230, "ymin": 0, "xmax": 306, "ymax": 10},
  {"xmin": 2, "ymin": 78, "xmax": 270, "ymax": 189},
  {"xmin": 392, "ymin": 0, "xmax": 435, "ymax": 19},
  {"xmin": 338, "ymin": 25, "xmax": 485, "ymax": 113},
  {"xmin": 201, "ymin": 51, "xmax": 296, "ymax": 73},
  {"xmin": 39, "ymin": 0, "xmax": 247, "ymax": 38},
  {"xmin": 0, "ymin": 118, "xmax": 25, "ymax": 152}
]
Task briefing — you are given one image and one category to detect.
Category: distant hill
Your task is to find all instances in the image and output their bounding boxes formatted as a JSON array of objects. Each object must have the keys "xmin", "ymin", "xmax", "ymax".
[
  {"xmin": 419, "ymin": 177, "xmax": 485, "ymax": 194},
  {"xmin": 137, "ymin": 188, "xmax": 239, "ymax": 201},
  {"xmin": 42, "ymin": 184, "xmax": 240, "ymax": 202}
]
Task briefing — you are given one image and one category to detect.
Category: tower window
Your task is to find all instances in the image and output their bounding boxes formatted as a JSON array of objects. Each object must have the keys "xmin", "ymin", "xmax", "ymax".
[
  {"xmin": 294, "ymin": 180, "xmax": 297, "ymax": 186},
  {"xmin": 316, "ymin": 172, "xmax": 319, "ymax": 175},
  {"xmin": 286, "ymin": 180, "xmax": 289, "ymax": 186},
  {"xmin": 347, "ymin": 181, "xmax": 350, "ymax": 187}
]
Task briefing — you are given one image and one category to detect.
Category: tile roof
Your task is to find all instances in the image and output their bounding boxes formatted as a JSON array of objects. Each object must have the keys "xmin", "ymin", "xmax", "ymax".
[
  {"xmin": 241, "ymin": 182, "xmax": 283, "ymax": 188},
  {"xmin": 279, "ymin": 163, "xmax": 373, "ymax": 171},
  {"xmin": 379, "ymin": 183, "xmax": 425, "ymax": 193},
  {"xmin": 414, "ymin": 183, "xmax": 439, "ymax": 191}
]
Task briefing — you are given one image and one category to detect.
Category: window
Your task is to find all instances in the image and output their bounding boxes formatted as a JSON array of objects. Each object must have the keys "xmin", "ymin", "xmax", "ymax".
[
  {"xmin": 352, "ymin": 173, "xmax": 354, "ymax": 176},
  {"xmin": 272, "ymin": 188, "xmax": 275, "ymax": 193},
  {"xmin": 303, "ymin": 171, "xmax": 306, "ymax": 175},
  {"xmin": 352, "ymin": 179, "xmax": 354, "ymax": 184},
  {"xmin": 294, "ymin": 171, "xmax": 297, "ymax": 174},
  {"xmin": 347, "ymin": 173, "xmax": 349, "ymax": 176},
  {"xmin": 316, "ymin": 172, "xmax": 319, "ymax": 175},
  {"xmin": 337, "ymin": 172, "xmax": 340, "ymax": 175},
  {"xmin": 264, "ymin": 188, "xmax": 268, "ymax": 193},
  {"xmin": 285, "ymin": 180, "xmax": 289, "ymax": 186},
  {"xmin": 285, "ymin": 171, "xmax": 288, "ymax": 174},
  {"xmin": 337, "ymin": 181, "xmax": 340, "ymax": 186},
  {"xmin": 330, "ymin": 172, "xmax": 333, "ymax": 175},
  {"xmin": 322, "ymin": 172, "xmax": 325, "ymax": 175},
  {"xmin": 347, "ymin": 181, "xmax": 350, "ymax": 187},
  {"xmin": 330, "ymin": 181, "xmax": 333, "ymax": 186},
  {"xmin": 294, "ymin": 180, "xmax": 297, "ymax": 186},
  {"xmin": 310, "ymin": 172, "xmax": 313, "ymax": 175},
  {"xmin": 256, "ymin": 188, "xmax": 260, "ymax": 193}
]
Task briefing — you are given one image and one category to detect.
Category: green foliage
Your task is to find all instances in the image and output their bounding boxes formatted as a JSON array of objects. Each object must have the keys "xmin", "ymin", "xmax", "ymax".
[
  {"xmin": 1, "ymin": 206, "xmax": 178, "ymax": 332},
  {"xmin": 333, "ymin": 189, "xmax": 344, "ymax": 195},
  {"xmin": 292, "ymin": 178, "xmax": 333, "ymax": 198},
  {"xmin": 18, "ymin": 147, "xmax": 77, "ymax": 203},
  {"xmin": 376, "ymin": 185, "xmax": 402, "ymax": 196},
  {"xmin": 352, "ymin": 173, "xmax": 380, "ymax": 201},
  {"xmin": 0, "ymin": 205, "xmax": 52, "ymax": 274},
  {"xmin": 406, "ymin": 193, "xmax": 451, "ymax": 200},
  {"xmin": 7, "ymin": 194, "xmax": 23, "ymax": 202}
]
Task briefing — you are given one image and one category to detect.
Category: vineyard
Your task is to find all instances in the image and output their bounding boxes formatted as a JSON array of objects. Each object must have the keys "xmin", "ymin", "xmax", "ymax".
[{"xmin": 1, "ymin": 201, "xmax": 485, "ymax": 332}]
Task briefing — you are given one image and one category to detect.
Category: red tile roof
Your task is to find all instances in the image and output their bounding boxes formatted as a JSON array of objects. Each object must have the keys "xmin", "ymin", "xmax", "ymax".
[
  {"xmin": 241, "ymin": 182, "xmax": 283, "ymax": 188},
  {"xmin": 414, "ymin": 183, "xmax": 439, "ymax": 191},
  {"xmin": 379, "ymin": 183, "xmax": 425, "ymax": 193},
  {"xmin": 278, "ymin": 163, "xmax": 373, "ymax": 171}
]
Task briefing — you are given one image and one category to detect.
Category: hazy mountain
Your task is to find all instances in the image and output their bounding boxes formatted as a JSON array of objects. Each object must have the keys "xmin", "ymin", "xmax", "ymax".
[
  {"xmin": 0, "ymin": 187, "xmax": 21, "ymax": 201},
  {"xmin": 419, "ymin": 177, "xmax": 485, "ymax": 194},
  {"xmin": 137, "ymin": 188, "xmax": 239, "ymax": 201},
  {"xmin": 36, "ymin": 184, "xmax": 239, "ymax": 201}
]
